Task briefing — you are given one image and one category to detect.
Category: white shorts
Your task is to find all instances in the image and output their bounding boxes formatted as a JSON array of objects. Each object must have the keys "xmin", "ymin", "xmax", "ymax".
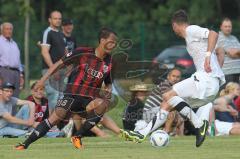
[
  {"xmin": 215, "ymin": 120, "xmax": 233, "ymax": 136},
  {"xmin": 173, "ymin": 72, "xmax": 220, "ymax": 108}
]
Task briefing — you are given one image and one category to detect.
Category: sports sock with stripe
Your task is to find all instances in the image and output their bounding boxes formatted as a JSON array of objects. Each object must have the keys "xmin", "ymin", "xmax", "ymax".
[
  {"xmin": 23, "ymin": 119, "xmax": 52, "ymax": 148},
  {"xmin": 168, "ymin": 96, "xmax": 203, "ymax": 128},
  {"xmin": 138, "ymin": 109, "xmax": 169, "ymax": 136},
  {"xmin": 74, "ymin": 110, "xmax": 102, "ymax": 137}
]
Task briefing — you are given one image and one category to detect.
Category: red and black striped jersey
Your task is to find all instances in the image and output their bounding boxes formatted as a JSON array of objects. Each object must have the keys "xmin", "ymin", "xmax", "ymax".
[
  {"xmin": 26, "ymin": 95, "xmax": 49, "ymax": 122},
  {"xmin": 62, "ymin": 47, "xmax": 112, "ymax": 98}
]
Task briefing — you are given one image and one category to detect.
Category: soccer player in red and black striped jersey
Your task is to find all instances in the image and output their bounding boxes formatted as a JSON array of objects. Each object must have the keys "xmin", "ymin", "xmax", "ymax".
[{"xmin": 15, "ymin": 27, "xmax": 117, "ymax": 150}]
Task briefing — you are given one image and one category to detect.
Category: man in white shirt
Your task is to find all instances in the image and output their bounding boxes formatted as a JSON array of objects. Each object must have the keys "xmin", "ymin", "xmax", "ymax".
[
  {"xmin": 0, "ymin": 22, "xmax": 24, "ymax": 98},
  {"xmin": 122, "ymin": 10, "xmax": 225, "ymax": 148}
]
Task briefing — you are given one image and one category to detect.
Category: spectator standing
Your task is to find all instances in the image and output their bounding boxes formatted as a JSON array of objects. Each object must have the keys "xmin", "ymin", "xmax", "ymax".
[
  {"xmin": 62, "ymin": 19, "xmax": 77, "ymax": 53},
  {"xmin": 0, "ymin": 22, "xmax": 24, "ymax": 98},
  {"xmin": 40, "ymin": 11, "xmax": 66, "ymax": 113},
  {"xmin": 216, "ymin": 18, "xmax": 240, "ymax": 83}
]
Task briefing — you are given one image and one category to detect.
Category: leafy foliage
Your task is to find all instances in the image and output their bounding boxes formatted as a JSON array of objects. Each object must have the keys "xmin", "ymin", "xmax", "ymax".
[{"xmin": 0, "ymin": 0, "xmax": 239, "ymax": 78}]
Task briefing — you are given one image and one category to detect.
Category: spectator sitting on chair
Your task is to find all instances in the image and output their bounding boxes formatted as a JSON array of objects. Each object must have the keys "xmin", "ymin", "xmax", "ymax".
[
  {"xmin": 0, "ymin": 82, "xmax": 35, "ymax": 137},
  {"xmin": 0, "ymin": 22, "xmax": 24, "ymax": 98}
]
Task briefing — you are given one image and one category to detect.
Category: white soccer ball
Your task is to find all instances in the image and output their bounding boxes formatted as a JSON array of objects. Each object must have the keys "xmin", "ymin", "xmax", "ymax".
[{"xmin": 150, "ymin": 130, "xmax": 170, "ymax": 147}]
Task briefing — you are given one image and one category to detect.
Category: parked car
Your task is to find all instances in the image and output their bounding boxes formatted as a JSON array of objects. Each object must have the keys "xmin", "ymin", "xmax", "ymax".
[{"xmin": 152, "ymin": 45, "xmax": 195, "ymax": 78}]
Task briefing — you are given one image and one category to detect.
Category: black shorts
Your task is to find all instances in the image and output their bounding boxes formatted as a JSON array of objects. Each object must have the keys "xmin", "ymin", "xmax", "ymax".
[{"xmin": 56, "ymin": 94, "xmax": 93, "ymax": 116}]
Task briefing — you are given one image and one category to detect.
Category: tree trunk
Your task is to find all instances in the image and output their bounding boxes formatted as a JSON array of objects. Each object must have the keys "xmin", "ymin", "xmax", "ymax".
[
  {"xmin": 216, "ymin": 0, "xmax": 222, "ymax": 18},
  {"xmin": 24, "ymin": 0, "xmax": 30, "ymax": 90}
]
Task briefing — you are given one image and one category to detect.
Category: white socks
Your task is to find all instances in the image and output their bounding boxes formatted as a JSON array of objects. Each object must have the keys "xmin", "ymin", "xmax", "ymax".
[
  {"xmin": 168, "ymin": 96, "xmax": 203, "ymax": 128},
  {"xmin": 138, "ymin": 109, "xmax": 169, "ymax": 136}
]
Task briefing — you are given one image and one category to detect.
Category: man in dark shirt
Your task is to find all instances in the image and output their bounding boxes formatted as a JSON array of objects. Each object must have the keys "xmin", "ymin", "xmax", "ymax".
[
  {"xmin": 41, "ymin": 10, "xmax": 66, "ymax": 113},
  {"xmin": 62, "ymin": 19, "xmax": 77, "ymax": 53},
  {"xmin": 15, "ymin": 27, "xmax": 117, "ymax": 150}
]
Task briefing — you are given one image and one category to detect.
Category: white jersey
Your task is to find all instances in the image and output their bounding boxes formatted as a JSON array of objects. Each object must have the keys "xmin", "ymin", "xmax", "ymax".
[{"xmin": 185, "ymin": 25, "xmax": 225, "ymax": 85}]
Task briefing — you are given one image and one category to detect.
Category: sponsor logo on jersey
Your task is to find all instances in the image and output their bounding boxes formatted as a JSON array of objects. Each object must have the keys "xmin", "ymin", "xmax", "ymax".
[
  {"xmin": 103, "ymin": 65, "xmax": 109, "ymax": 73},
  {"xmin": 66, "ymin": 51, "xmax": 72, "ymax": 57}
]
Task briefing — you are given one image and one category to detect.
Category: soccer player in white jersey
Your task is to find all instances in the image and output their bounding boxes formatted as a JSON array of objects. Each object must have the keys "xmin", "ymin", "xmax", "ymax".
[{"xmin": 122, "ymin": 10, "xmax": 225, "ymax": 147}]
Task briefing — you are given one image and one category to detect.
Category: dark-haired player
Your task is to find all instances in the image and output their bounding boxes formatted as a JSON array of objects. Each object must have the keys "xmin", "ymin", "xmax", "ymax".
[
  {"xmin": 122, "ymin": 10, "xmax": 225, "ymax": 147},
  {"xmin": 15, "ymin": 27, "xmax": 117, "ymax": 150}
]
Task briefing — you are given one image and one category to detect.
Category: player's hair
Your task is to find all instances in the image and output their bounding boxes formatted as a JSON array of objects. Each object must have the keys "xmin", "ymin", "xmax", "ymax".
[
  {"xmin": 98, "ymin": 27, "xmax": 117, "ymax": 43},
  {"xmin": 31, "ymin": 82, "xmax": 37, "ymax": 90},
  {"xmin": 49, "ymin": 10, "xmax": 61, "ymax": 18},
  {"xmin": 30, "ymin": 82, "xmax": 44, "ymax": 90},
  {"xmin": 220, "ymin": 17, "xmax": 232, "ymax": 26},
  {"xmin": 220, "ymin": 82, "xmax": 239, "ymax": 96},
  {"xmin": 171, "ymin": 9, "xmax": 189, "ymax": 24}
]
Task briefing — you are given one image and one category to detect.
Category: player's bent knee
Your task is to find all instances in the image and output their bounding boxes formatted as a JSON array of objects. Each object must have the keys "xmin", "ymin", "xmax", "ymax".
[
  {"xmin": 161, "ymin": 102, "xmax": 171, "ymax": 111},
  {"xmin": 54, "ymin": 107, "xmax": 68, "ymax": 121},
  {"xmin": 48, "ymin": 112, "xmax": 61, "ymax": 125}
]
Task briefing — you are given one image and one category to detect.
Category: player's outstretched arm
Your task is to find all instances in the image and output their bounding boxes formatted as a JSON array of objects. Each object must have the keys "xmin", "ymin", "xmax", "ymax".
[{"xmin": 36, "ymin": 59, "xmax": 64, "ymax": 88}]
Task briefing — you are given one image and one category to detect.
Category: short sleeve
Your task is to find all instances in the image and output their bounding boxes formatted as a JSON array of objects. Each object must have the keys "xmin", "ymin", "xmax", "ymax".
[
  {"xmin": 216, "ymin": 33, "xmax": 225, "ymax": 48},
  {"xmin": 159, "ymin": 81, "xmax": 171, "ymax": 94},
  {"xmin": 233, "ymin": 36, "xmax": 240, "ymax": 44},
  {"xmin": 41, "ymin": 29, "xmax": 51, "ymax": 47},
  {"xmin": 104, "ymin": 73, "xmax": 112, "ymax": 85},
  {"xmin": 10, "ymin": 97, "xmax": 18, "ymax": 106},
  {"xmin": 0, "ymin": 105, "xmax": 7, "ymax": 116},
  {"xmin": 187, "ymin": 25, "xmax": 209, "ymax": 39},
  {"xmin": 42, "ymin": 98, "xmax": 49, "ymax": 120}
]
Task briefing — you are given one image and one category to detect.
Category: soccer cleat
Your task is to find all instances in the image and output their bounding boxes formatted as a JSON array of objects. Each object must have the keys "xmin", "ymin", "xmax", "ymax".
[
  {"xmin": 71, "ymin": 136, "xmax": 84, "ymax": 149},
  {"xmin": 15, "ymin": 143, "xmax": 26, "ymax": 150},
  {"xmin": 196, "ymin": 120, "xmax": 209, "ymax": 147},
  {"xmin": 122, "ymin": 130, "xmax": 145, "ymax": 143},
  {"xmin": 119, "ymin": 129, "xmax": 132, "ymax": 141}
]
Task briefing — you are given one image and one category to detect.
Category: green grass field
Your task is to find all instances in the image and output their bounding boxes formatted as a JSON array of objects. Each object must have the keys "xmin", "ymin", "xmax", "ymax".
[{"xmin": 0, "ymin": 136, "xmax": 239, "ymax": 159}]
